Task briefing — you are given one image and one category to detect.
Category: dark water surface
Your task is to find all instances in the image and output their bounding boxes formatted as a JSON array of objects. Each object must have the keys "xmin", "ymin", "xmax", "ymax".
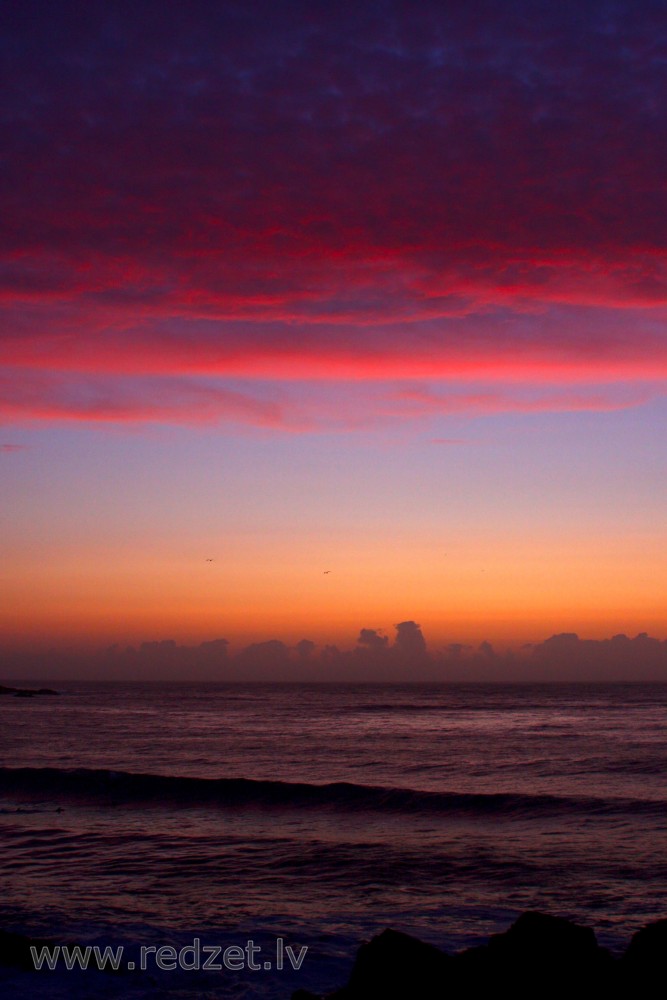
[{"xmin": 1, "ymin": 682, "xmax": 666, "ymax": 997}]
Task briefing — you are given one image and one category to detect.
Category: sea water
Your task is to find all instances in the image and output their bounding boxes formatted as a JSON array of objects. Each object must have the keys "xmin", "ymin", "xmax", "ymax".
[{"xmin": 1, "ymin": 682, "xmax": 667, "ymax": 997}]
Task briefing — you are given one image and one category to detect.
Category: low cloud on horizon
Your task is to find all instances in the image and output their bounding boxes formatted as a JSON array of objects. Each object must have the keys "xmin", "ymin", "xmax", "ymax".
[{"xmin": 5, "ymin": 626, "xmax": 667, "ymax": 683}]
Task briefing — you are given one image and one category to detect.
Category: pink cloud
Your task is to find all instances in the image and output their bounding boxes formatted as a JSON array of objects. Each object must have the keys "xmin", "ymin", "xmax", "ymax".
[
  {"xmin": 0, "ymin": 369, "xmax": 658, "ymax": 430},
  {"xmin": 429, "ymin": 438, "xmax": 471, "ymax": 445},
  {"xmin": 395, "ymin": 384, "xmax": 659, "ymax": 417},
  {"xmin": 0, "ymin": 372, "xmax": 294, "ymax": 430}
]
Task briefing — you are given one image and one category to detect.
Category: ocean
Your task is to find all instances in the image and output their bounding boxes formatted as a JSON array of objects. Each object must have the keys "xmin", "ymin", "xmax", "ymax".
[{"xmin": 1, "ymin": 682, "xmax": 666, "ymax": 998}]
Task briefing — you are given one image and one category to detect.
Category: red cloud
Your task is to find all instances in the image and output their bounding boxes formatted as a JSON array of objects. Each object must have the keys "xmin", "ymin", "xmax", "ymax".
[
  {"xmin": 2, "ymin": 300, "xmax": 666, "ymax": 385},
  {"xmin": 2, "ymin": 1, "xmax": 666, "ymax": 423}
]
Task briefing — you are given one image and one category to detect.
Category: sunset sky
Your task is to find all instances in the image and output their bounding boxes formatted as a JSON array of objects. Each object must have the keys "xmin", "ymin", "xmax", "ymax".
[{"xmin": 2, "ymin": 0, "xmax": 666, "ymax": 657}]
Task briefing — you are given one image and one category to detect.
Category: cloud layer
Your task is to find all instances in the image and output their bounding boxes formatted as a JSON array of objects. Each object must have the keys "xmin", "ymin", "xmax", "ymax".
[{"xmin": 2, "ymin": 0, "xmax": 666, "ymax": 424}]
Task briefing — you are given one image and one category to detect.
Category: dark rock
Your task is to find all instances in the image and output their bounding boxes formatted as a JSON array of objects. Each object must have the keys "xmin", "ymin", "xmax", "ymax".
[
  {"xmin": 308, "ymin": 913, "xmax": 623, "ymax": 999},
  {"xmin": 327, "ymin": 927, "xmax": 451, "ymax": 999},
  {"xmin": 454, "ymin": 911, "xmax": 612, "ymax": 992},
  {"xmin": 622, "ymin": 917, "xmax": 667, "ymax": 977},
  {"xmin": 488, "ymin": 909, "xmax": 604, "ymax": 964},
  {"xmin": 491, "ymin": 910, "xmax": 598, "ymax": 953}
]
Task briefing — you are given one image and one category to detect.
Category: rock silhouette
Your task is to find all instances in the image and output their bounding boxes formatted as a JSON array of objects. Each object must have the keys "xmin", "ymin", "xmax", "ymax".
[
  {"xmin": 2, "ymin": 912, "xmax": 665, "ymax": 993},
  {"xmin": 292, "ymin": 911, "xmax": 666, "ymax": 999}
]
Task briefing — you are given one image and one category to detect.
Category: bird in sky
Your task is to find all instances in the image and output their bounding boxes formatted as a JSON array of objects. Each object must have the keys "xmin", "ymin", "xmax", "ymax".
[
  {"xmin": 323, "ymin": 570, "xmax": 331, "ymax": 574},
  {"xmin": 206, "ymin": 558, "xmax": 214, "ymax": 562}
]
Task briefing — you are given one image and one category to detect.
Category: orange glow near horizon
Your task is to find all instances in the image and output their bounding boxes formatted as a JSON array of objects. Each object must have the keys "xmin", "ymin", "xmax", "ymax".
[{"xmin": 3, "ymin": 521, "xmax": 665, "ymax": 653}]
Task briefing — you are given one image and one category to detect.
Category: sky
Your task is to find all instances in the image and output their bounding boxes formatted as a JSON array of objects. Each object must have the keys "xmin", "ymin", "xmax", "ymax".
[{"xmin": 1, "ymin": 0, "xmax": 666, "ymax": 668}]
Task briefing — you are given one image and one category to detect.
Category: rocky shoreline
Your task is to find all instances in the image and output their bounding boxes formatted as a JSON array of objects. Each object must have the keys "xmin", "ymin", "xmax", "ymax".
[
  {"xmin": 2, "ymin": 911, "xmax": 665, "ymax": 996},
  {"xmin": 292, "ymin": 911, "xmax": 667, "ymax": 999}
]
